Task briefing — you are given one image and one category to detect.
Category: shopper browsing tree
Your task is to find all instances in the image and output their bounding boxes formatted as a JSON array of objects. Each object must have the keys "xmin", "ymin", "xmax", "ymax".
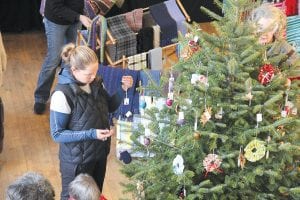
[{"xmin": 50, "ymin": 43, "xmax": 133, "ymax": 200}]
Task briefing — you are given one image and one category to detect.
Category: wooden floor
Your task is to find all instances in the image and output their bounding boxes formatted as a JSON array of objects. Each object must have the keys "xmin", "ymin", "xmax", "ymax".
[{"xmin": 0, "ymin": 31, "xmax": 131, "ymax": 200}]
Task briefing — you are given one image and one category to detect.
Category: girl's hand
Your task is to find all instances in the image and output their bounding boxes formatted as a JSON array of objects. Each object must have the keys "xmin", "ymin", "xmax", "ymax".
[
  {"xmin": 121, "ymin": 76, "xmax": 133, "ymax": 91},
  {"xmin": 96, "ymin": 129, "xmax": 113, "ymax": 141}
]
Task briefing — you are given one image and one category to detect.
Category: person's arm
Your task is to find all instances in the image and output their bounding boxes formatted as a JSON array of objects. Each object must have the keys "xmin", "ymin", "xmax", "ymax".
[
  {"xmin": 50, "ymin": 91, "xmax": 111, "ymax": 143},
  {"xmin": 47, "ymin": 0, "xmax": 91, "ymax": 27},
  {"xmin": 104, "ymin": 75, "xmax": 133, "ymax": 113}
]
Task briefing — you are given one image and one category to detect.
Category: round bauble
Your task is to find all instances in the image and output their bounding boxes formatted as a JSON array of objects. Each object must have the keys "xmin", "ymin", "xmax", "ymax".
[
  {"xmin": 139, "ymin": 100, "xmax": 147, "ymax": 109},
  {"xmin": 193, "ymin": 132, "xmax": 201, "ymax": 140},
  {"xmin": 166, "ymin": 98, "xmax": 173, "ymax": 107}
]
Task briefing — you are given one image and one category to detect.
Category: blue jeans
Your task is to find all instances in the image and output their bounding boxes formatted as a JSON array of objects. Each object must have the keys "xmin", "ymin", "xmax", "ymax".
[{"xmin": 34, "ymin": 18, "xmax": 81, "ymax": 104}]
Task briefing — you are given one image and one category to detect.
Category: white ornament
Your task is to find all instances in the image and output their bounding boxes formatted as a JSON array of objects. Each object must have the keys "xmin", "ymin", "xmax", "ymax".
[{"xmin": 172, "ymin": 155, "xmax": 184, "ymax": 175}]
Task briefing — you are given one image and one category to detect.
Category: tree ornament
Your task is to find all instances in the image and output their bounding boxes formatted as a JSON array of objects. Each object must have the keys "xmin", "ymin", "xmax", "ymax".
[
  {"xmin": 238, "ymin": 146, "xmax": 246, "ymax": 169},
  {"xmin": 245, "ymin": 92, "xmax": 253, "ymax": 101},
  {"xmin": 285, "ymin": 101, "xmax": 297, "ymax": 116},
  {"xmin": 203, "ymin": 153, "xmax": 222, "ymax": 176},
  {"xmin": 177, "ymin": 185, "xmax": 186, "ymax": 199},
  {"xmin": 245, "ymin": 78, "xmax": 253, "ymax": 106},
  {"xmin": 193, "ymin": 132, "xmax": 201, "ymax": 140},
  {"xmin": 188, "ymin": 36, "xmax": 200, "ymax": 53},
  {"xmin": 200, "ymin": 107, "xmax": 212, "ymax": 126},
  {"xmin": 258, "ymin": 64, "xmax": 275, "ymax": 85},
  {"xmin": 169, "ymin": 74, "xmax": 175, "ymax": 92},
  {"xmin": 173, "ymin": 155, "xmax": 184, "ymax": 175},
  {"xmin": 139, "ymin": 96, "xmax": 147, "ymax": 109},
  {"xmin": 256, "ymin": 113, "xmax": 262, "ymax": 122},
  {"xmin": 177, "ymin": 111, "xmax": 185, "ymax": 125},
  {"xmin": 244, "ymin": 139, "xmax": 266, "ymax": 162},
  {"xmin": 214, "ymin": 107, "xmax": 223, "ymax": 119},
  {"xmin": 166, "ymin": 98, "xmax": 173, "ymax": 107},
  {"xmin": 144, "ymin": 137, "xmax": 151, "ymax": 146},
  {"xmin": 136, "ymin": 181, "xmax": 145, "ymax": 199},
  {"xmin": 266, "ymin": 135, "xmax": 271, "ymax": 159},
  {"xmin": 191, "ymin": 74, "xmax": 209, "ymax": 86}
]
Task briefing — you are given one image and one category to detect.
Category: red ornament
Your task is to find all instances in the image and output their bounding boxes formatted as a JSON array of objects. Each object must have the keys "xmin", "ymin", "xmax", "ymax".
[
  {"xmin": 258, "ymin": 64, "xmax": 275, "ymax": 85},
  {"xmin": 166, "ymin": 98, "xmax": 173, "ymax": 107},
  {"xmin": 188, "ymin": 40, "xmax": 199, "ymax": 52}
]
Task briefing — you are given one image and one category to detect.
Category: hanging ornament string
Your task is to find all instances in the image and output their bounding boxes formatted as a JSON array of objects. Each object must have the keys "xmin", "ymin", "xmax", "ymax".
[
  {"xmin": 244, "ymin": 112, "xmax": 266, "ymax": 162},
  {"xmin": 166, "ymin": 70, "xmax": 175, "ymax": 107}
]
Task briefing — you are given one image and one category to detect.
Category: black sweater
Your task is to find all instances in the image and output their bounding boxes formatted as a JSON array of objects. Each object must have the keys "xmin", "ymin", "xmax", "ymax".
[{"xmin": 44, "ymin": 0, "xmax": 84, "ymax": 25}]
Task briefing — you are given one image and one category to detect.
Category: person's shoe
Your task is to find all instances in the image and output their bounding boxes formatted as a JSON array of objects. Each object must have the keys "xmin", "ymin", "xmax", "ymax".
[{"xmin": 34, "ymin": 102, "xmax": 46, "ymax": 114}]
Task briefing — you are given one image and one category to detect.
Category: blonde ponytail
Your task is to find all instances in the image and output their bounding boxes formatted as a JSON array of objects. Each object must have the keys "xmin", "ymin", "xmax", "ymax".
[{"xmin": 61, "ymin": 43, "xmax": 98, "ymax": 70}]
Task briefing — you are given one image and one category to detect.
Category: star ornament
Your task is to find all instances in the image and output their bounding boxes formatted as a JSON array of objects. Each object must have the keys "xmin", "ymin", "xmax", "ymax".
[
  {"xmin": 200, "ymin": 107, "xmax": 212, "ymax": 126},
  {"xmin": 245, "ymin": 92, "xmax": 253, "ymax": 101}
]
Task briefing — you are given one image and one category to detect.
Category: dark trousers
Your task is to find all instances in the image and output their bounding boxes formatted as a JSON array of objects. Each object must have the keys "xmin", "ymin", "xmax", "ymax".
[{"xmin": 60, "ymin": 154, "xmax": 108, "ymax": 200}]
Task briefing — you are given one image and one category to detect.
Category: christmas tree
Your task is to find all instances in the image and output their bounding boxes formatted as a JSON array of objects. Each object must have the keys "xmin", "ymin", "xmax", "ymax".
[{"xmin": 121, "ymin": 0, "xmax": 300, "ymax": 199}]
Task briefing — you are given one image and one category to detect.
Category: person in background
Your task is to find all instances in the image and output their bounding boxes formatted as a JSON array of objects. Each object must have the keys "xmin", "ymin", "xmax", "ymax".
[
  {"xmin": 34, "ymin": 0, "xmax": 92, "ymax": 114},
  {"xmin": 50, "ymin": 43, "xmax": 133, "ymax": 200},
  {"xmin": 6, "ymin": 172, "xmax": 55, "ymax": 200},
  {"xmin": 68, "ymin": 173, "xmax": 105, "ymax": 200},
  {"xmin": 249, "ymin": 3, "xmax": 300, "ymax": 79}
]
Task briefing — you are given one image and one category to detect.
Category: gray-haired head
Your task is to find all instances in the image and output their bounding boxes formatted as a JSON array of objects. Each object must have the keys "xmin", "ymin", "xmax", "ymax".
[
  {"xmin": 249, "ymin": 3, "xmax": 286, "ymax": 41},
  {"xmin": 6, "ymin": 172, "xmax": 55, "ymax": 200},
  {"xmin": 68, "ymin": 173, "xmax": 101, "ymax": 200}
]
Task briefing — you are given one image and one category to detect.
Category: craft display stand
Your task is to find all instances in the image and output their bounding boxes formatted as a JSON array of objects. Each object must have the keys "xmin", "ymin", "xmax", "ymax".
[{"xmin": 77, "ymin": 0, "xmax": 190, "ymax": 68}]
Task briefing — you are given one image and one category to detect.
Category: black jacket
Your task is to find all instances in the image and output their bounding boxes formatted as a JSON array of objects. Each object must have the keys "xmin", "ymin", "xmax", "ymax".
[
  {"xmin": 44, "ymin": 0, "xmax": 84, "ymax": 25},
  {"xmin": 54, "ymin": 76, "xmax": 121, "ymax": 164}
]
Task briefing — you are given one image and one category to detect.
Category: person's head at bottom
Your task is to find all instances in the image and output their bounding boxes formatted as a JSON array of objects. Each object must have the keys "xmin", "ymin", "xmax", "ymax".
[
  {"xmin": 6, "ymin": 172, "xmax": 55, "ymax": 200},
  {"xmin": 68, "ymin": 173, "xmax": 101, "ymax": 200}
]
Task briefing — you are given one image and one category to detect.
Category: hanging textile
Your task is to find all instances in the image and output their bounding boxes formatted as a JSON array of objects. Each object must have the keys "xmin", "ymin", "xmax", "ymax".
[
  {"xmin": 87, "ymin": 15, "xmax": 107, "ymax": 63},
  {"xmin": 148, "ymin": 47, "xmax": 163, "ymax": 70},
  {"xmin": 97, "ymin": 65, "xmax": 140, "ymax": 120},
  {"xmin": 137, "ymin": 27, "xmax": 154, "ymax": 53},
  {"xmin": 149, "ymin": 3, "xmax": 178, "ymax": 47},
  {"xmin": 164, "ymin": 0, "xmax": 187, "ymax": 36},
  {"xmin": 127, "ymin": 53, "xmax": 147, "ymax": 70},
  {"xmin": 124, "ymin": 8, "xmax": 143, "ymax": 32},
  {"xmin": 107, "ymin": 15, "xmax": 137, "ymax": 62}
]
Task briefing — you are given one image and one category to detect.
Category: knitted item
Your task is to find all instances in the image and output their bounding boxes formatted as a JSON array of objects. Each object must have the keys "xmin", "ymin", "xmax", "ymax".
[
  {"xmin": 150, "ymin": 2, "xmax": 178, "ymax": 47},
  {"xmin": 85, "ymin": 0, "xmax": 97, "ymax": 19},
  {"xmin": 88, "ymin": 0, "xmax": 115, "ymax": 16},
  {"xmin": 107, "ymin": 15, "xmax": 137, "ymax": 62},
  {"xmin": 124, "ymin": 8, "xmax": 143, "ymax": 32},
  {"xmin": 119, "ymin": 150, "xmax": 132, "ymax": 164},
  {"xmin": 137, "ymin": 27, "xmax": 154, "ymax": 53},
  {"xmin": 148, "ymin": 47, "xmax": 163, "ymax": 70},
  {"xmin": 152, "ymin": 25, "xmax": 161, "ymax": 48},
  {"xmin": 97, "ymin": 65, "xmax": 140, "ymax": 120},
  {"xmin": 127, "ymin": 53, "xmax": 147, "ymax": 70},
  {"xmin": 164, "ymin": 0, "xmax": 187, "ymax": 36}
]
